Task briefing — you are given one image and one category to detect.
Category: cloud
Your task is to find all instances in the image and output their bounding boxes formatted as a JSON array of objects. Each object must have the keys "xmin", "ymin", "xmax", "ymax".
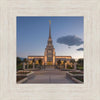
[
  {"xmin": 77, "ymin": 48, "xmax": 84, "ymax": 51},
  {"xmin": 68, "ymin": 46, "xmax": 71, "ymax": 49},
  {"xmin": 56, "ymin": 35, "xmax": 83, "ymax": 46}
]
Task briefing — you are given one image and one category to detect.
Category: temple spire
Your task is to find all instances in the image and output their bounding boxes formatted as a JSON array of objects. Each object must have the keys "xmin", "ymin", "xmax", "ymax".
[{"xmin": 49, "ymin": 20, "xmax": 51, "ymax": 39}]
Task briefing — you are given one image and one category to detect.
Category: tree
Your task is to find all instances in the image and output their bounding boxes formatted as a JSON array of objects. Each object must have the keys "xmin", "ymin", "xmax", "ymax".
[
  {"xmin": 32, "ymin": 59, "xmax": 35, "ymax": 63},
  {"xmin": 64, "ymin": 60, "xmax": 66, "ymax": 64},
  {"xmin": 77, "ymin": 59, "xmax": 84, "ymax": 67},
  {"xmin": 23, "ymin": 58, "xmax": 27, "ymax": 63},
  {"xmin": 57, "ymin": 60, "xmax": 61, "ymax": 65},
  {"xmin": 63, "ymin": 60, "xmax": 66, "ymax": 66},
  {"xmin": 38, "ymin": 59, "xmax": 42, "ymax": 65},
  {"xmin": 17, "ymin": 57, "xmax": 23, "ymax": 71},
  {"xmin": 17, "ymin": 57, "xmax": 22, "ymax": 65},
  {"xmin": 70, "ymin": 59, "xmax": 75, "ymax": 64}
]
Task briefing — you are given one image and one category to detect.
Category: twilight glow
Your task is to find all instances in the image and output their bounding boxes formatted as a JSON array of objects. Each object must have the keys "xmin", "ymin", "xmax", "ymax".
[{"xmin": 17, "ymin": 17, "xmax": 84, "ymax": 59}]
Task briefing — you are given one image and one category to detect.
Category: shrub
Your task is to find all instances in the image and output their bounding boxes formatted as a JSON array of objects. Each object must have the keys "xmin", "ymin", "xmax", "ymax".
[
  {"xmin": 35, "ymin": 64, "xmax": 41, "ymax": 69},
  {"xmin": 67, "ymin": 64, "xmax": 73, "ymax": 69},
  {"xmin": 77, "ymin": 66, "xmax": 83, "ymax": 70},
  {"xmin": 77, "ymin": 59, "xmax": 84, "ymax": 67},
  {"xmin": 29, "ymin": 64, "xmax": 33, "ymax": 68},
  {"xmin": 57, "ymin": 60, "xmax": 61, "ymax": 65},
  {"xmin": 17, "ymin": 65, "xmax": 23, "ymax": 71}
]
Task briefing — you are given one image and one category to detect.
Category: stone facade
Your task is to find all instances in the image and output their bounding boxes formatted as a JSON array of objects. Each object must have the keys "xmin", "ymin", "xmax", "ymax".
[{"xmin": 28, "ymin": 20, "xmax": 72, "ymax": 65}]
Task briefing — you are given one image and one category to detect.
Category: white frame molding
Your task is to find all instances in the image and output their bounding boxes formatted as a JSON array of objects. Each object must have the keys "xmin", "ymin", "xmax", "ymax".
[{"xmin": 0, "ymin": 0, "xmax": 100, "ymax": 100}]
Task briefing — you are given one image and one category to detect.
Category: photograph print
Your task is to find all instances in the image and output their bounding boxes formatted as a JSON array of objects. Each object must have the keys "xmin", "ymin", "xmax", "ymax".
[{"xmin": 17, "ymin": 17, "xmax": 84, "ymax": 84}]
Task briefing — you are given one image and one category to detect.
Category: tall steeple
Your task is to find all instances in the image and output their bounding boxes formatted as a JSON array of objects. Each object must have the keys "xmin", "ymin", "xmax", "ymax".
[
  {"xmin": 44, "ymin": 20, "xmax": 56, "ymax": 65},
  {"xmin": 49, "ymin": 20, "xmax": 51, "ymax": 39},
  {"xmin": 48, "ymin": 20, "xmax": 52, "ymax": 46}
]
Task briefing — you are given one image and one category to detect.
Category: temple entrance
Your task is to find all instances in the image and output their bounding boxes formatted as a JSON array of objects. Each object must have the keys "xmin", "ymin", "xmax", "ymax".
[{"xmin": 47, "ymin": 61, "xmax": 53, "ymax": 65}]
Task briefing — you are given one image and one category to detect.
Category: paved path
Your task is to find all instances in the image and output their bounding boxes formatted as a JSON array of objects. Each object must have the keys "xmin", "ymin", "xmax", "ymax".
[{"xmin": 24, "ymin": 66, "xmax": 76, "ymax": 83}]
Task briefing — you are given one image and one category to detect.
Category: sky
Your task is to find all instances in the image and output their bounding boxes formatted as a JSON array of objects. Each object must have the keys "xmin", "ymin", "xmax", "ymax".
[{"xmin": 17, "ymin": 17, "xmax": 84, "ymax": 59}]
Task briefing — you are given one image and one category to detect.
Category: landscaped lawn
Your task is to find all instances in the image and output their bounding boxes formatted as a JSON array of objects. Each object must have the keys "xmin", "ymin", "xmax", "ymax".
[
  {"xmin": 17, "ymin": 65, "xmax": 23, "ymax": 70},
  {"xmin": 77, "ymin": 66, "xmax": 83, "ymax": 70}
]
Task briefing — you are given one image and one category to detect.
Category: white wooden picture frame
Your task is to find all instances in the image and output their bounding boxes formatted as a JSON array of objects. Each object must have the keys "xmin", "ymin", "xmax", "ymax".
[{"xmin": 0, "ymin": 0, "xmax": 100, "ymax": 100}]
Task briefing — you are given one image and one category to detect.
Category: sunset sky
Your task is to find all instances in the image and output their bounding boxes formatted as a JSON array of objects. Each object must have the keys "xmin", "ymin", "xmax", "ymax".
[{"xmin": 17, "ymin": 17, "xmax": 84, "ymax": 59}]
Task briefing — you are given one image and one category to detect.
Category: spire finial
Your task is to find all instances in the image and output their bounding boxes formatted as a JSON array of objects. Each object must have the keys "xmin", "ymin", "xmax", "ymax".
[
  {"xmin": 49, "ymin": 20, "xmax": 51, "ymax": 24},
  {"xmin": 49, "ymin": 20, "xmax": 51, "ymax": 39}
]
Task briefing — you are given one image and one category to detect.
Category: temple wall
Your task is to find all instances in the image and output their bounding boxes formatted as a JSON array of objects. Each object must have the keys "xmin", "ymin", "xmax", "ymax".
[{"xmin": 28, "ymin": 56, "xmax": 72, "ymax": 65}]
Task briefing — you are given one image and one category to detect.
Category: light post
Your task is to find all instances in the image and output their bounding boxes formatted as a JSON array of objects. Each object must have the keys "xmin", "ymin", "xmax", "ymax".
[
  {"xmin": 74, "ymin": 59, "xmax": 77, "ymax": 70},
  {"xmin": 27, "ymin": 62, "xmax": 29, "ymax": 69},
  {"xmin": 33, "ymin": 62, "xmax": 35, "ymax": 69},
  {"xmin": 23, "ymin": 62, "xmax": 25, "ymax": 70}
]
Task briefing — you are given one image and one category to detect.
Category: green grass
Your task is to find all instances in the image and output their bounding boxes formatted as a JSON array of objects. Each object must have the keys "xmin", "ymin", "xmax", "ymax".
[
  {"xmin": 77, "ymin": 66, "xmax": 83, "ymax": 70},
  {"xmin": 17, "ymin": 65, "xmax": 23, "ymax": 70},
  {"xmin": 67, "ymin": 66, "xmax": 73, "ymax": 69}
]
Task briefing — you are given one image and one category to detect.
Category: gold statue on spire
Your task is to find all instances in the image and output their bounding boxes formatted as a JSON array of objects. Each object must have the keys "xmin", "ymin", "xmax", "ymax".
[{"xmin": 49, "ymin": 20, "xmax": 51, "ymax": 24}]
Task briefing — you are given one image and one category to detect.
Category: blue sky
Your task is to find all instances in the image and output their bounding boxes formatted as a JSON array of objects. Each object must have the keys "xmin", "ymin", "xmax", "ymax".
[{"xmin": 17, "ymin": 17, "xmax": 84, "ymax": 59}]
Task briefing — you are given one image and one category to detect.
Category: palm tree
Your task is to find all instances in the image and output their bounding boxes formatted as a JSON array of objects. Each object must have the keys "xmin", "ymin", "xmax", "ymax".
[
  {"xmin": 23, "ymin": 58, "xmax": 27, "ymax": 63},
  {"xmin": 57, "ymin": 60, "xmax": 61, "ymax": 65},
  {"xmin": 32, "ymin": 59, "xmax": 35, "ymax": 63},
  {"xmin": 77, "ymin": 59, "xmax": 84, "ymax": 67},
  {"xmin": 17, "ymin": 57, "xmax": 23, "ymax": 71},
  {"xmin": 17, "ymin": 57, "xmax": 22, "ymax": 65},
  {"xmin": 64, "ymin": 60, "xmax": 66, "ymax": 64},
  {"xmin": 70, "ymin": 59, "xmax": 75, "ymax": 64},
  {"xmin": 38, "ymin": 59, "xmax": 42, "ymax": 65}
]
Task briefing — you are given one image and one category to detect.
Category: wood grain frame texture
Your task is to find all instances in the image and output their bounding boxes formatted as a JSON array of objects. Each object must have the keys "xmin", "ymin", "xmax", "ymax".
[{"xmin": 0, "ymin": 0, "xmax": 100, "ymax": 100}]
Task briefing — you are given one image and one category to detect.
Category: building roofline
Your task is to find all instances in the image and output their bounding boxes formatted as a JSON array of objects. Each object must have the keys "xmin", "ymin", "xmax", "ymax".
[
  {"xmin": 56, "ymin": 56, "xmax": 72, "ymax": 57},
  {"xmin": 28, "ymin": 56, "xmax": 44, "ymax": 57},
  {"xmin": 28, "ymin": 56, "xmax": 72, "ymax": 57}
]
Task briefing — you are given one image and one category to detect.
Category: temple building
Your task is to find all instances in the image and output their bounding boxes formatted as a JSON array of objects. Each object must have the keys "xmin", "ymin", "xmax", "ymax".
[{"xmin": 28, "ymin": 21, "xmax": 72, "ymax": 65}]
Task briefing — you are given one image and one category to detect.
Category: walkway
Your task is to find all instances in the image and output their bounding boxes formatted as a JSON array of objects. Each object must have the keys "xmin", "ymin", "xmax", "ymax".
[{"xmin": 24, "ymin": 66, "xmax": 76, "ymax": 83}]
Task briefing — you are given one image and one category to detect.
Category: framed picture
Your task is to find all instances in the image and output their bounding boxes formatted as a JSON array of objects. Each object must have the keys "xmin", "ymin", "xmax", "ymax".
[
  {"xmin": 0, "ymin": 0, "xmax": 100, "ymax": 100},
  {"xmin": 17, "ymin": 16, "xmax": 84, "ymax": 84}
]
